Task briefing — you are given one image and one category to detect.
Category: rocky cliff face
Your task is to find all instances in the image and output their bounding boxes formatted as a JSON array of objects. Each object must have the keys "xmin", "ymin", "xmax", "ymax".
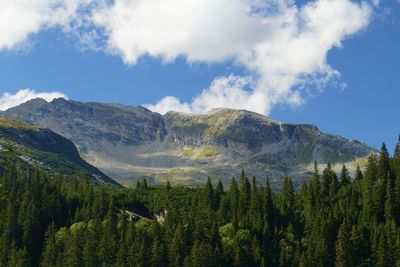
[
  {"xmin": 0, "ymin": 116, "xmax": 120, "ymax": 187},
  {"xmin": 3, "ymin": 98, "xmax": 374, "ymax": 188}
]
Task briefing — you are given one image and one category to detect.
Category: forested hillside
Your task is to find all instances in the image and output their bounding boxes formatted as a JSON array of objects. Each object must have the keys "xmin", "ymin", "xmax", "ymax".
[{"xmin": 1, "ymin": 138, "xmax": 400, "ymax": 267}]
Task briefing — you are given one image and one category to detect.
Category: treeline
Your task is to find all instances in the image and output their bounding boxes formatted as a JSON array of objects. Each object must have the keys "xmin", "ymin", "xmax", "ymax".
[{"xmin": 1, "ymin": 138, "xmax": 400, "ymax": 266}]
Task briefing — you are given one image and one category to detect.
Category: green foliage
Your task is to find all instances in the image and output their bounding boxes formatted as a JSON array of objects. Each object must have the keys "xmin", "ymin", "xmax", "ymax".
[
  {"xmin": 1, "ymin": 139, "xmax": 400, "ymax": 266},
  {"xmin": 395, "ymin": 136, "xmax": 400, "ymax": 159}
]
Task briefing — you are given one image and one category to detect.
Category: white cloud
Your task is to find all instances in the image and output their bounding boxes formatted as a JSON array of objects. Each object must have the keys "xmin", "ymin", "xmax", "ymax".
[
  {"xmin": 0, "ymin": 0, "xmax": 91, "ymax": 50},
  {"xmin": 0, "ymin": 0, "xmax": 376, "ymax": 115},
  {"xmin": 0, "ymin": 89, "xmax": 68, "ymax": 111},
  {"xmin": 92, "ymin": 0, "xmax": 263, "ymax": 64},
  {"xmin": 134, "ymin": 0, "xmax": 371, "ymax": 114}
]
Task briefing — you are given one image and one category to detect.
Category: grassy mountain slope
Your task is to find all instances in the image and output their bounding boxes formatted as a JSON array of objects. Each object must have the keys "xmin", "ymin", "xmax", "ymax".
[{"xmin": 0, "ymin": 117, "xmax": 120, "ymax": 187}]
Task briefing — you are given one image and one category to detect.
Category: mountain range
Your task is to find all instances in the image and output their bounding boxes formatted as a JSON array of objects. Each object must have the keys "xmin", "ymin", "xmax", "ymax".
[{"xmin": 1, "ymin": 98, "xmax": 374, "ymax": 188}]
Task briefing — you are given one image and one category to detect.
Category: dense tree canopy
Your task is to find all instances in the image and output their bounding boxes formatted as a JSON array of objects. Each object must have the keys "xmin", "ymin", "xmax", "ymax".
[{"xmin": 1, "ymin": 141, "xmax": 400, "ymax": 266}]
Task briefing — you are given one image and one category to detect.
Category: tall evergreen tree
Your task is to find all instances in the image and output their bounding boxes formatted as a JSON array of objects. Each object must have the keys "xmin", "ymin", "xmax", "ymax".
[
  {"xmin": 355, "ymin": 165, "xmax": 363, "ymax": 181},
  {"xmin": 384, "ymin": 173, "xmax": 395, "ymax": 222},
  {"xmin": 335, "ymin": 221, "xmax": 352, "ymax": 267},
  {"xmin": 169, "ymin": 224, "xmax": 185, "ymax": 267},
  {"xmin": 41, "ymin": 223, "xmax": 58, "ymax": 267},
  {"xmin": 339, "ymin": 165, "xmax": 351, "ymax": 187},
  {"xmin": 378, "ymin": 143, "xmax": 390, "ymax": 181},
  {"xmin": 229, "ymin": 178, "xmax": 240, "ymax": 230},
  {"xmin": 264, "ymin": 177, "xmax": 274, "ymax": 230},
  {"xmin": 204, "ymin": 177, "xmax": 215, "ymax": 210},
  {"xmin": 281, "ymin": 176, "xmax": 295, "ymax": 226},
  {"xmin": 239, "ymin": 170, "xmax": 251, "ymax": 220},
  {"xmin": 214, "ymin": 180, "xmax": 224, "ymax": 210},
  {"xmin": 394, "ymin": 135, "xmax": 400, "ymax": 159}
]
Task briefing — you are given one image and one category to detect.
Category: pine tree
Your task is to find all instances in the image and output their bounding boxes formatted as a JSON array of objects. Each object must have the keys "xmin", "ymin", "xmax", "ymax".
[
  {"xmin": 233, "ymin": 246, "xmax": 243, "ymax": 267},
  {"xmin": 378, "ymin": 143, "xmax": 390, "ymax": 181},
  {"xmin": 92, "ymin": 187, "xmax": 108, "ymax": 220},
  {"xmin": 339, "ymin": 165, "xmax": 351, "ymax": 187},
  {"xmin": 239, "ymin": 170, "xmax": 251, "ymax": 220},
  {"xmin": 151, "ymin": 236, "xmax": 167, "ymax": 267},
  {"xmin": 187, "ymin": 240, "xmax": 216, "ymax": 267},
  {"xmin": 249, "ymin": 181, "xmax": 263, "ymax": 231},
  {"xmin": 83, "ymin": 222, "xmax": 99, "ymax": 267},
  {"xmin": 63, "ymin": 228, "xmax": 84, "ymax": 267},
  {"xmin": 394, "ymin": 135, "xmax": 400, "ymax": 158},
  {"xmin": 281, "ymin": 176, "xmax": 295, "ymax": 225},
  {"xmin": 304, "ymin": 162, "xmax": 321, "ymax": 223},
  {"xmin": 142, "ymin": 178, "xmax": 148, "ymax": 190},
  {"xmin": 229, "ymin": 178, "xmax": 239, "ymax": 231},
  {"xmin": 335, "ymin": 221, "xmax": 351, "ymax": 267},
  {"xmin": 322, "ymin": 163, "xmax": 339, "ymax": 200},
  {"xmin": 362, "ymin": 153, "xmax": 377, "ymax": 221},
  {"xmin": 279, "ymin": 224, "xmax": 298, "ymax": 267},
  {"xmin": 365, "ymin": 153, "xmax": 378, "ymax": 182},
  {"xmin": 394, "ymin": 173, "xmax": 400, "ymax": 223},
  {"xmin": 166, "ymin": 180, "xmax": 172, "ymax": 191},
  {"xmin": 376, "ymin": 231, "xmax": 390, "ymax": 267},
  {"xmin": 355, "ymin": 165, "xmax": 363, "ymax": 181},
  {"xmin": 41, "ymin": 223, "xmax": 58, "ymax": 267},
  {"xmin": 385, "ymin": 173, "xmax": 395, "ymax": 222},
  {"xmin": 214, "ymin": 180, "xmax": 224, "ymax": 210},
  {"xmin": 204, "ymin": 176, "xmax": 215, "ymax": 210},
  {"xmin": 169, "ymin": 224, "xmax": 185, "ymax": 267},
  {"xmin": 8, "ymin": 244, "xmax": 29, "ymax": 267},
  {"xmin": 264, "ymin": 177, "xmax": 274, "ymax": 230},
  {"xmin": 21, "ymin": 199, "xmax": 41, "ymax": 265}
]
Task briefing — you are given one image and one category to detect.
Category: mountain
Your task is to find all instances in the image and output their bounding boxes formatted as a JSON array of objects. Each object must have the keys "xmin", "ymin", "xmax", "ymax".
[
  {"xmin": 0, "ymin": 116, "xmax": 120, "ymax": 187},
  {"xmin": 2, "ymin": 98, "xmax": 374, "ymax": 188}
]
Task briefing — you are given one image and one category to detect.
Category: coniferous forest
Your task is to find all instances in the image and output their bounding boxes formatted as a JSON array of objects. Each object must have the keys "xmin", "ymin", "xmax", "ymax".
[{"xmin": 1, "ymin": 139, "xmax": 400, "ymax": 267}]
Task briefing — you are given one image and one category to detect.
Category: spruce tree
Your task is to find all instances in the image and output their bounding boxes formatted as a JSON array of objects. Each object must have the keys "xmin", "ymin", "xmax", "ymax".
[
  {"xmin": 335, "ymin": 221, "xmax": 351, "ymax": 267},
  {"xmin": 264, "ymin": 177, "xmax": 274, "ymax": 230},
  {"xmin": 355, "ymin": 165, "xmax": 363, "ymax": 181},
  {"xmin": 384, "ymin": 173, "xmax": 395, "ymax": 222},
  {"xmin": 339, "ymin": 165, "xmax": 351, "ymax": 187},
  {"xmin": 151, "ymin": 236, "xmax": 167, "ymax": 267},
  {"xmin": 204, "ymin": 177, "xmax": 215, "ymax": 210},
  {"xmin": 41, "ymin": 223, "xmax": 58, "ymax": 267},
  {"xmin": 169, "ymin": 224, "xmax": 185, "ymax": 267},
  {"xmin": 7, "ymin": 244, "xmax": 29, "ymax": 267},
  {"xmin": 362, "ymin": 154, "xmax": 377, "ymax": 221},
  {"xmin": 214, "ymin": 180, "xmax": 224, "ymax": 210},
  {"xmin": 239, "ymin": 171, "xmax": 251, "ymax": 220},
  {"xmin": 349, "ymin": 226, "xmax": 368, "ymax": 266},
  {"xmin": 377, "ymin": 143, "xmax": 390, "ymax": 181},
  {"xmin": 376, "ymin": 231, "xmax": 390, "ymax": 267},
  {"xmin": 394, "ymin": 135, "xmax": 400, "ymax": 158},
  {"xmin": 281, "ymin": 176, "xmax": 295, "ymax": 225},
  {"xmin": 229, "ymin": 178, "xmax": 239, "ymax": 231}
]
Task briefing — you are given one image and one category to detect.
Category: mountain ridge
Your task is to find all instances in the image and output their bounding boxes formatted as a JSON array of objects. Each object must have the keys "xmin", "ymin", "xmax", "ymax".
[
  {"xmin": 0, "ymin": 116, "xmax": 121, "ymax": 187},
  {"xmin": 2, "ymin": 98, "xmax": 374, "ymax": 188}
]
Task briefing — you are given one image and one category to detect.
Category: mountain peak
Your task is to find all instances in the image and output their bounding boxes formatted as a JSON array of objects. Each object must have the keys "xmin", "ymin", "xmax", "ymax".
[{"xmin": 19, "ymin": 97, "xmax": 49, "ymax": 107}]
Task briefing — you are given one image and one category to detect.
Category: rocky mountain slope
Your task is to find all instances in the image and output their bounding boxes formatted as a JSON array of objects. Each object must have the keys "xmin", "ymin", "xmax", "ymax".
[
  {"xmin": 2, "ymin": 98, "xmax": 374, "ymax": 188},
  {"xmin": 0, "ymin": 116, "xmax": 120, "ymax": 187}
]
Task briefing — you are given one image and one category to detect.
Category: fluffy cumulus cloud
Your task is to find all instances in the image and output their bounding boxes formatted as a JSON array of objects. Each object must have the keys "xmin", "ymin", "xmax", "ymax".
[
  {"xmin": 0, "ymin": 0, "xmax": 377, "ymax": 115},
  {"xmin": 0, "ymin": 0, "xmax": 91, "ymax": 50},
  {"xmin": 92, "ymin": 0, "xmax": 373, "ymax": 114},
  {"xmin": 0, "ymin": 89, "xmax": 67, "ymax": 111}
]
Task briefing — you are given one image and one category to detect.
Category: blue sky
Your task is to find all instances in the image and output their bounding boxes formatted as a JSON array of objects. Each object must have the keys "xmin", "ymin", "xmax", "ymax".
[{"xmin": 0, "ymin": 0, "xmax": 399, "ymax": 152}]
